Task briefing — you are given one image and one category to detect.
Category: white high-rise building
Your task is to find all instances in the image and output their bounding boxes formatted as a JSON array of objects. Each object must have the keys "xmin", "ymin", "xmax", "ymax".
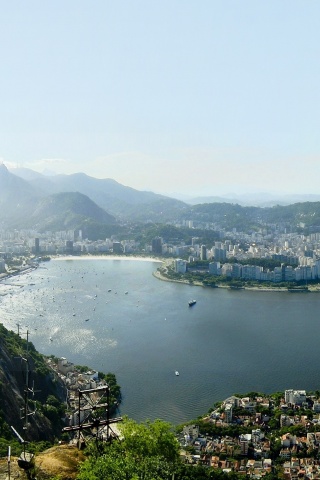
[
  {"xmin": 285, "ymin": 389, "xmax": 306, "ymax": 405},
  {"xmin": 174, "ymin": 259, "xmax": 187, "ymax": 274}
]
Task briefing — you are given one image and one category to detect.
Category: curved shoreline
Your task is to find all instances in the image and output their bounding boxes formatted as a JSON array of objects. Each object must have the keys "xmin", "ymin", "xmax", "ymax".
[
  {"xmin": 52, "ymin": 254, "xmax": 163, "ymax": 263},
  {"xmin": 153, "ymin": 266, "xmax": 320, "ymax": 293},
  {"xmin": 2, "ymin": 255, "xmax": 320, "ymax": 293},
  {"xmin": 0, "ymin": 254, "xmax": 162, "ymax": 285}
]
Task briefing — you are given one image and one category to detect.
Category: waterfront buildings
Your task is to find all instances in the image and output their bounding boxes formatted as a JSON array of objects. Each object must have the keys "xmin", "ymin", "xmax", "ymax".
[
  {"xmin": 2, "ymin": 219, "xmax": 320, "ymax": 284},
  {"xmin": 174, "ymin": 259, "xmax": 187, "ymax": 273}
]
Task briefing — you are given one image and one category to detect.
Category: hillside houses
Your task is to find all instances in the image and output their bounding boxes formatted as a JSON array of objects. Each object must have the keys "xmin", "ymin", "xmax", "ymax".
[{"xmin": 179, "ymin": 389, "xmax": 320, "ymax": 477}]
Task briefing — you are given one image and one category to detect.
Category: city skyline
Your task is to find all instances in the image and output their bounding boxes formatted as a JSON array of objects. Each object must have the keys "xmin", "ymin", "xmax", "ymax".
[{"xmin": 0, "ymin": 1, "xmax": 319, "ymax": 197}]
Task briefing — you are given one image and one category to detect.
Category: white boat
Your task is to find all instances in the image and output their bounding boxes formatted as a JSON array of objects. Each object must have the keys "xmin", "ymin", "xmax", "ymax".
[{"xmin": 175, "ymin": 371, "xmax": 179, "ymax": 376}]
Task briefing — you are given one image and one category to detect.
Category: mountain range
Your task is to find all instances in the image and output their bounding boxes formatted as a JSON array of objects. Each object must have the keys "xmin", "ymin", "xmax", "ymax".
[
  {"xmin": 2, "ymin": 163, "xmax": 320, "ymax": 234},
  {"xmin": 173, "ymin": 192, "xmax": 320, "ymax": 207},
  {"xmin": 0, "ymin": 164, "xmax": 185, "ymax": 230}
]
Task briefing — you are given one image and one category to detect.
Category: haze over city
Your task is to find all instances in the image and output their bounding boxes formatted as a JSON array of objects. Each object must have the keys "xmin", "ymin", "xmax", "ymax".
[{"xmin": 0, "ymin": 1, "xmax": 319, "ymax": 197}]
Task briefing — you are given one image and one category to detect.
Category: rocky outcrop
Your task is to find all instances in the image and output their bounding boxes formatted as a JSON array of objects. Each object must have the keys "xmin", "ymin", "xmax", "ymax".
[{"xmin": 0, "ymin": 324, "xmax": 66, "ymax": 442}]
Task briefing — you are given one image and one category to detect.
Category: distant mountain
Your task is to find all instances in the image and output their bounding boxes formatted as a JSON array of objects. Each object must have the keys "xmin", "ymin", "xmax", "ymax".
[
  {"xmin": 8, "ymin": 165, "xmax": 320, "ymax": 233},
  {"xmin": 29, "ymin": 191, "xmax": 116, "ymax": 231},
  {"xmin": 0, "ymin": 163, "xmax": 39, "ymax": 201},
  {"xmin": 185, "ymin": 192, "xmax": 320, "ymax": 207},
  {"xmin": 8, "ymin": 166, "xmax": 45, "ymax": 182},
  {"xmin": 11, "ymin": 168, "xmax": 187, "ymax": 221},
  {"xmin": 178, "ymin": 201, "xmax": 320, "ymax": 233},
  {"xmin": 0, "ymin": 165, "xmax": 116, "ymax": 230},
  {"xmin": 185, "ymin": 195, "xmax": 238, "ymax": 205},
  {"xmin": 0, "ymin": 164, "xmax": 41, "ymax": 226}
]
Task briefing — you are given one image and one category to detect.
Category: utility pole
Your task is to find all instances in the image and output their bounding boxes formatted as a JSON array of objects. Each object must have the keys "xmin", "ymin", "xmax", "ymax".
[{"xmin": 7, "ymin": 445, "xmax": 11, "ymax": 480}]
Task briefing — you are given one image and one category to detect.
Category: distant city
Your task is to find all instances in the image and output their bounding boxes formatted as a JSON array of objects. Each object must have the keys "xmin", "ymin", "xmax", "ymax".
[
  {"xmin": 1, "ymin": 216, "xmax": 320, "ymax": 284},
  {"xmin": 1, "ymin": 165, "xmax": 320, "ymax": 284}
]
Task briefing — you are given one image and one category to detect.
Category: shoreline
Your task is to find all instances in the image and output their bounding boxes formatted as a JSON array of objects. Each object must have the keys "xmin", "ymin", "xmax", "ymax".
[
  {"xmin": 153, "ymin": 268, "xmax": 320, "ymax": 293},
  {"xmin": 2, "ymin": 254, "xmax": 320, "ymax": 293},
  {"xmin": 52, "ymin": 254, "xmax": 163, "ymax": 263},
  {"xmin": 0, "ymin": 264, "xmax": 38, "ymax": 284},
  {"xmin": 0, "ymin": 255, "xmax": 162, "ymax": 283}
]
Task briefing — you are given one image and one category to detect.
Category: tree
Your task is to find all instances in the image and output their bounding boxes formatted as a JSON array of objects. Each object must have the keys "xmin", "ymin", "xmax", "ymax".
[{"xmin": 77, "ymin": 417, "xmax": 180, "ymax": 480}]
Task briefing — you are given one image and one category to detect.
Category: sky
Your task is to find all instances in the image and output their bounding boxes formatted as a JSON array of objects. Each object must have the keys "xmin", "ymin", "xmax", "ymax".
[{"xmin": 0, "ymin": 1, "xmax": 319, "ymax": 197}]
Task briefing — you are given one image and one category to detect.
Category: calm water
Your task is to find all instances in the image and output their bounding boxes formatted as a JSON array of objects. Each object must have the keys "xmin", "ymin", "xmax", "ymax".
[{"xmin": 1, "ymin": 258, "xmax": 320, "ymax": 425}]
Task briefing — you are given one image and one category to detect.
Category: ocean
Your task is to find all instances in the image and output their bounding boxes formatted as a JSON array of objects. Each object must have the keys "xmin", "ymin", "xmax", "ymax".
[{"xmin": 0, "ymin": 257, "xmax": 319, "ymax": 425}]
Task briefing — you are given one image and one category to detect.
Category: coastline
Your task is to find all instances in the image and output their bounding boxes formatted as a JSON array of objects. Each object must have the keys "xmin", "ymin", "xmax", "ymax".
[
  {"xmin": 153, "ymin": 267, "xmax": 320, "ymax": 293},
  {"xmin": 2, "ymin": 254, "xmax": 320, "ymax": 293},
  {"xmin": 54, "ymin": 254, "xmax": 320, "ymax": 293},
  {"xmin": 2, "ymin": 254, "xmax": 320, "ymax": 425},
  {"xmin": 0, "ymin": 255, "xmax": 196, "ymax": 295},
  {"xmin": 0, "ymin": 254, "xmax": 162, "ymax": 286},
  {"xmin": 0, "ymin": 264, "xmax": 38, "ymax": 284},
  {"xmin": 52, "ymin": 254, "xmax": 163, "ymax": 263}
]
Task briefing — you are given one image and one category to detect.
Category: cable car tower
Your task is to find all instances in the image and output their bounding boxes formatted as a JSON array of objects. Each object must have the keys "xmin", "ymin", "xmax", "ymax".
[{"xmin": 63, "ymin": 385, "xmax": 122, "ymax": 448}]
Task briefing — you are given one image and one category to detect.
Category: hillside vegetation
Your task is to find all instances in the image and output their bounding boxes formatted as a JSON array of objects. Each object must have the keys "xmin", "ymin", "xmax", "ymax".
[{"xmin": 0, "ymin": 324, "xmax": 67, "ymax": 449}]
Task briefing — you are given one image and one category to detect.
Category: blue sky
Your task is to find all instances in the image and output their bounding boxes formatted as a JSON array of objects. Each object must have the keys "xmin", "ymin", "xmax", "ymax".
[{"xmin": 0, "ymin": 1, "xmax": 319, "ymax": 196}]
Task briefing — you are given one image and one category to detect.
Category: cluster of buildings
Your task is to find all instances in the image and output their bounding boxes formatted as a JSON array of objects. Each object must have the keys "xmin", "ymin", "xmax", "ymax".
[
  {"xmin": 2, "ymin": 222, "xmax": 320, "ymax": 284},
  {"xmin": 180, "ymin": 423, "xmax": 273, "ymax": 476},
  {"xmin": 46, "ymin": 356, "xmax": 109, "ymax": 427},
  {"xmin": 179, "ymin": 389, "xmax": 320, "ymax": 478},
  {"xmin": 174, "ymin": 256, "xmax": 320, "ymax": 283},
  {"xmin": 172, "ymin": 233, "xmax": 320, "ymax": 283},
  {"xmin": 0, "ymin": 229, "xmax": 140, "ymax": 256},
  {"xmin": 189, "ymin": 428, "xmax": 320, "ymax": 478},
  {"xmin": 216, "ymin": 390, "xmax": 318, "ymax": 427}
]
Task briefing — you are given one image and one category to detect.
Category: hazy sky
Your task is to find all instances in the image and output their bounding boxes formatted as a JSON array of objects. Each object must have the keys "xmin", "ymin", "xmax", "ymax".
[{"xmin": 0, "ymin": 1, "xmax": 319, "ymax": 196}]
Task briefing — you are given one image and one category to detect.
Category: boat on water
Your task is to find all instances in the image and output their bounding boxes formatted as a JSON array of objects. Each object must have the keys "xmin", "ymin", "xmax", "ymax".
[
  {"xmin": 175, "ymin": 371, "xmax": 179, "ymax": 376},
  {"xmin": 188, "ymin": 300, "xmax": 196, "ymax": 306}
]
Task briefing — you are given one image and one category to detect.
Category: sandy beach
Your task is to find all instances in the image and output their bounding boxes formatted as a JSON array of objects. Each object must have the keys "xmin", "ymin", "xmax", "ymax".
[
  {"xmin": 52, "ymin": 255, "xmax": 163, "ymax": 263},
  {"xmin": 2, "ymin": 255, "xmax": 320, "ymax": 293}
]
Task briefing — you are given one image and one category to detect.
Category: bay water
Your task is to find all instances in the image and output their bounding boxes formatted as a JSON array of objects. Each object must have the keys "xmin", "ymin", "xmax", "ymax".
[{"xmin": 0, "ymin": 257, "xmax": 319, "ymax": 425}]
